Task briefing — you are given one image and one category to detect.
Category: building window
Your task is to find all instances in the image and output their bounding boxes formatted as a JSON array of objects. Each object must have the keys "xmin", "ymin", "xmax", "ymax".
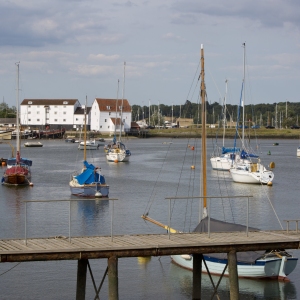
[
  {"xmin": 76, "ymin": 118, "xmax": 78, "ymax": 121},
  {"xmin": 28, "ymin": 105, "xmax": 31, "ymax": 108},
  {"xmin": 63, "ymin": 112, "xmax": 66, "ymax": 114},
  {"xmin": 54, "ymin": 112, "xmax": 57, "ymax": 114},
  {"xmin": 109, "ymin": 112, "xmax": 111, "ymax": 115},
  {"xmin": 54, "ymin": 105, "xmax": 57, "ymax": 108},
  {"xmin": 28, "ymin": 111, "xmax": 31, "ymax": 114},
  {"xmin": 28, "ymin": 101, "xmax": 32, "ymax": 104},
  {"xmin": 105, "ymin": 119, "xmax": 107, "ymax": 122},
  {"xmin": 119, "ymin": 106, "xmax": 122, "ymax": 110},
  {"xmin": 63, "ymin": 105, "xmax": 66, "ymax": 108},
  {"xmin": 37, "ymin": 119, "xmax": 40, "ymax": 121},
  {"xmin": 108, "ymin": 126, "xmax": 110, "ymax": 129},
  {"xmin": 63, "ymin": 119, "xmax": 66, "ymax": 122},
  {"xmin": 100, "ymin": 125, "xmax": 102, "ymax": 128},
  {"xmin": 63, "ymin": 101, "xmax": 68, "ymax": 105},
  {"xmin": 37, "ymin": 106, "xmax": 40, "ymax": 108},
  {"xmin": 54, "ymin": 119, "xmax": 58, "ymax": 122},
  {"xmin": 28, "ymin": 119, "xmax": 31, "ymax": 121},
  {"xmin": 37, "ymin": 111, "xmax": 40, "ymax": 114},
  {"xmin": 106, "ymin": 106, "xmax": 111, "ymax": 110}
]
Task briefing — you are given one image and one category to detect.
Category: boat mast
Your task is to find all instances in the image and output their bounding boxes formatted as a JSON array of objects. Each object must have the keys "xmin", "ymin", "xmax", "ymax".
[
  {"xmin": 201, "ymin": 44, "xmax": 207, "ymax": 218},
  {"xmin": 16, "ymin": 62, "xmax": 20, "ymax": 163},
  {"xmin": 120, "ymin": 61, "xmax": 126, "ymax": 141},
  {"xmin": 83, "ymin": 95, "xmax": 87, "ymax": 161},
  {"xmin": 222, "ymin": 79, "xmax": 228, "ymax": 147},
  {"xmin": 115, "ymin": 79, "xmax": 120, "ymax": 139},
  {"xmin": 242, "ymin": 42, "xmax": 246, "ymax": 147}
]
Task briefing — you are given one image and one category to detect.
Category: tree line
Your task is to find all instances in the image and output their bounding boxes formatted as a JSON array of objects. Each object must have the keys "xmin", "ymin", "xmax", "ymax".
[{"xmin": 131, "ymin": 101, "xmax": 300, "ymax": 128}]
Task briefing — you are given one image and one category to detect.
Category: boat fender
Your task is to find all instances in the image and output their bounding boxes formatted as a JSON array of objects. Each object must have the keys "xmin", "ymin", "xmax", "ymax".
[{"xmin": 269, "ymin": 162, "xmax": 275, "ymax": 168}]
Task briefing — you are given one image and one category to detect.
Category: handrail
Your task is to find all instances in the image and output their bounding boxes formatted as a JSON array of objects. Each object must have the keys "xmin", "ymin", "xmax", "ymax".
[{"xmin": 23, "ymin": 198, "xmax": 118, "ymax": 245}]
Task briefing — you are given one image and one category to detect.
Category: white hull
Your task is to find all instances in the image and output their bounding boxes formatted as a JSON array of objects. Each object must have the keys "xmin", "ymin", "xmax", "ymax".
[
  {"xmin": 297, "ymin": 147, "xmax": 300, "ymax": 157},
  {"xmin": 230, "ymin": 162, "xmax": 274, "ymax": 184},
  {"xmin": 210, "ymin": 156, "xmax": 233, "ymax": 171},
  {"xmin": 78, "ymin": 140, "xmax": 99, "ymax": 150},
  {"xmin": 106, "ymin": 150, "xmax": 130, "ymax": 162},
  {"xmin": 171, "ymin": 254, "xmax": 297, "ymax": 280}
]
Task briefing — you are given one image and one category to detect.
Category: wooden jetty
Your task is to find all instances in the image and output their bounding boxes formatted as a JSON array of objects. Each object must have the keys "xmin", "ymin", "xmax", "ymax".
[{"xmin": 1, "ymin": 229, "xmax": 300, "ymax": 299}]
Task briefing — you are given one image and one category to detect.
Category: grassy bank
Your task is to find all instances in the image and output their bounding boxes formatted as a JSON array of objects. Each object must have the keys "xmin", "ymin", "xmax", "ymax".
[{"xmin": 147, "ymin": 127, "xmax": 300, "ymax": 139}]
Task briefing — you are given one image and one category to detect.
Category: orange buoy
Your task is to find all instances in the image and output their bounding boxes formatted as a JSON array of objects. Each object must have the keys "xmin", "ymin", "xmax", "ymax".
[
  {"xmin": 29, "ymin": 182, "xmax": 34, "ymax": 187},
  {"xmin": 114, "ymin": 159, "xmax": 118, "ymax": 163},
  {"xmin": 1, "ymin": 161, "xmax": 6, "ymax": 166},
  {"xmin": 191, "ymin": 146, "xmax": 195, "ymax": 150},
  {"xmin": 191, "ymin": 165, "xmax": 195, "ymax": 169},
  {"xmin": 267, "ymin": 181, "xmax": 273, "ymax": 187}
]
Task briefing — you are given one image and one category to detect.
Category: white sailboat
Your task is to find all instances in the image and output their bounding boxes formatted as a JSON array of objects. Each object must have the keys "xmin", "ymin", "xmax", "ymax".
[
  {"xmin": 230, "ymin": 43, "xmax": 274, "ymax": 185},
  {"xmin": 143, "ymin": 44, "xmax": 297, "ymax": 280},
  {"xmin": 106, "ymin": 62, "xmax": 131, "ymax": 162},
  {"xmin": 210, "ymin": 80, "xmax": 240, "ymax": 171}
]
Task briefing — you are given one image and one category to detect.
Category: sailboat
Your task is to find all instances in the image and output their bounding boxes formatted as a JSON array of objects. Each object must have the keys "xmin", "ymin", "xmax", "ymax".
[
  {"xmin": 230, "ymin": 43, "xmax": 274, "ymax": 185},
  {"xmin": 1, "ymin": 62, "xmax": 33, "ymax": 186},
  {"xmin": 106, "ymin": 62, "xmax": 131, "ymax": 162},
  {"xmin": 69, "ymin": 97, "xmax": 109, "ymax": 197},
  {"xmin": 142, "ymin": 44, "xmax": 297, "ymax": 280},
  {"xmin": 210, "ymin": 80, "xmax": 240, "ymax": 171}
]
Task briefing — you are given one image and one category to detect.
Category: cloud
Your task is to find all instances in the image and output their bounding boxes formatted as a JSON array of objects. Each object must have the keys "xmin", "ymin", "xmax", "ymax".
[{"xmin": 162, "ymin": 32, "xmax": 185, "ymax": 41}]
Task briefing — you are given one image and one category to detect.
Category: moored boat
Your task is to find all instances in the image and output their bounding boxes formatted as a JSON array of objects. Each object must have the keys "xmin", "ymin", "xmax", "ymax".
[{"xmin": 24, "ymin": 142, "xmax": 43, "ymax": 147}]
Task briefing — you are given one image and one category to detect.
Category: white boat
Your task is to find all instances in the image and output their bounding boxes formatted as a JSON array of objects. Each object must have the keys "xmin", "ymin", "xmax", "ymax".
[
  {"xmin": 106, "ymin": 62, "xmax": 131, "ymax": 162},
  {"xmin": 143, "ymin": 44, "xmax": 297, "ymax": 280},
  {"xmin": 210, "ymin": 80, "xmax": 239, "ymax": 171},
  {"xmin": 78, "ymin": 139, "xmax": 100, "ymax": 150},
  {"xmin": 2, "ymin": 63, "xmax": 33, "ymax": 186},
  {"xmin": 229, "ymin": 43, "xmax": 274, "ymax": 185},
  {"xmin": 24, "ymin": 142, "xmax": 43, "ymax": 147},
  {"xmin": 70, "ymin": 96, "xmax": 109, "ymax": 197},
  {"xmin": 297, "ymin": 146, "xmax": 300, "ymax": 157}
]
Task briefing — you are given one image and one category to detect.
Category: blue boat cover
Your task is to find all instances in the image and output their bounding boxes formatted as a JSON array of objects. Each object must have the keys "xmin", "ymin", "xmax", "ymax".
[
  {"xmin": 75, "ymin": 161, "xmax": 105, "ymax": 185},
  {"xmin": 221, "ymin": 147, "xmax": 240, "ymax": 154},
  {"xmin": 240, "ymin": 149, "xmax": 259, "ymax": 159},
  {"xmin": 7, "ymin": 158, "xmax": 32, "ymax": 167}
]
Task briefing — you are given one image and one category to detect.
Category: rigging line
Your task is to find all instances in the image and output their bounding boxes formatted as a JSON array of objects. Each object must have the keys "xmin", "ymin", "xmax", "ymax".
[
  {"xmin": 0, "ymin": 262, "xmax": 21, "ymax": 276},
  {"xmin": 185, "ymin": 61, "xmax": 200, "ymax": 102},
  {"xmin": 143, "ymin": 140, "xmax": 173, "ymax": 215},
  {"xmin": 206, "ymin": 66, "xmax": 223, "ymax": 100},
  {"xmin": 183, "ymin": 138, "xmax": 197, "ymax": 232},
  {"xmin": 171, "ymin": 137, "xmax": 192, "ymax": 223}
]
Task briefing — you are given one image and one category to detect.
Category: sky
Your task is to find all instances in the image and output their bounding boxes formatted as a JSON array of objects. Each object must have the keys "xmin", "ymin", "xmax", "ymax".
[{"xmin": 0, "ymin": 0, "xmax": 300, "ymax": 108}]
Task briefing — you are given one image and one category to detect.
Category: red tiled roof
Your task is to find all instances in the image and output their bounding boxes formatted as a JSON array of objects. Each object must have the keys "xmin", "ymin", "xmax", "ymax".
[
  {"xmin": 21, "ymin": 99, "xmax": 78, "ymax": 106},
  {"xmin": 95, "ymin": 98, "xmax": 131, "ymax": 112}
]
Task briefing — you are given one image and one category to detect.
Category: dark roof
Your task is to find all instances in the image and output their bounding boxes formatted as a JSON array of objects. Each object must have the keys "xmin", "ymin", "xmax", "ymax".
[
  {"xmin": 74, "ymin": 107, "xmax": 92, "ymax": 115},
  {"xmin": 131, "ymin": 122, "xmax": 140, "ymax": 128},
  {"xmin": 95, "ymin": 98, "xmax": 131, "ymax": 113},
  {"xmin": 21, "ymin": 99, "xmax": 78, "ymax": 106}
]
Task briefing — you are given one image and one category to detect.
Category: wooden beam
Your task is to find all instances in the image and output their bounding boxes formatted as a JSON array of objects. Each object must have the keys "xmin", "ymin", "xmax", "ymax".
[{"xmin": 76, "ymin": 259, "xmax": 88, "ymax": 300}]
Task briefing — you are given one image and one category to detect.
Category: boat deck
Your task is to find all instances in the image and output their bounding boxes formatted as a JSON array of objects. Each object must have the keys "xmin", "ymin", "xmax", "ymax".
[{"xmin": 1, "ymin": 230, "xmax": 299, "ymax": 262}]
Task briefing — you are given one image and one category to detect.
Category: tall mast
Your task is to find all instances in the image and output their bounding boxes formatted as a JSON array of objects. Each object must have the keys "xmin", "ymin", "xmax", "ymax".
[
  {"xmin": 16, "ymin": 62, "xmax": 20, "ymax": 158},
  {"xmin": 120, "ymin": 62, "xmax": 126, "ymax": 141},
  {"xmin": 242, "ymin": 43, "xmax": 246, "ymax": 147},
  {"xmin": 201, "ymin": 44, "xmax": 207, "ymax": 218},
  {"xmin": 223, "ymin": 79, "xmax": 228, "ymax": 146},
  {"xmin": 114, "ymin": 79, "xmax": 120, "ymax": 138},
  {"xmin": 83, "ymin": 95, "xmax": 87, "ymax": 161}
]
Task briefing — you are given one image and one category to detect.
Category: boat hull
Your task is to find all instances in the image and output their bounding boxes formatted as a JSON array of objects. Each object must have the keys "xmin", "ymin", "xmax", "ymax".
[
  {"xmin": 171, "ymin": 254, "xmax": 298, "ymax": 280},
  {"xmin": 210, "ymin": 156, "xmax": 233, "ymax": 171},
  {"xmin": 2, "ymin": 166, "xmax": 31, "ymax": 185},
  {"xmin": 230, "ymin": 168, "xmax": 274, "ymax": 184},
  {"xmin": 106, "ymin": 151, "xmax": 130, "ymax": 162}
]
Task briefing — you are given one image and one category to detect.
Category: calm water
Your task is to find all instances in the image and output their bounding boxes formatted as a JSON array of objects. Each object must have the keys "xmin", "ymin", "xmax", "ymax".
[{"xmin": 0, "ymin": 137, "xmax": 299, "ymax": 299}]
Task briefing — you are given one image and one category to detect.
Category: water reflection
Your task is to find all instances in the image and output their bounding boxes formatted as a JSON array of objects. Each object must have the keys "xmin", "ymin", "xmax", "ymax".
[{"xmin": 169, "ymin": 262, "xmax": 297, "ymax": 299}]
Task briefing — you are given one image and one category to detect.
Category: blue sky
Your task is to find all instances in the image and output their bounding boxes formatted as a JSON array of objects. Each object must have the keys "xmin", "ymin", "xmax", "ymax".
[{"xmin": 0, "ymin": 0, "xmax": 299, "ymax": 108}]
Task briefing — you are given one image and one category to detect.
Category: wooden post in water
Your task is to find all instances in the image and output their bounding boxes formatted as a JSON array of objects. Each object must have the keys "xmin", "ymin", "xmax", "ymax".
[
  {"xmin": 228, "ymin": 250, "xmax": 239, "ymax": 299},
  {"xmin": 108, "ymin": 256, "xmax": 119, "ymax": 300},
  {"xmin": 76, "ymin": 259, "xmax": 88, "ymax": 300},
  {"xmin": 192, "ymin": 254, "xmax": 203, "ymax": 300}
]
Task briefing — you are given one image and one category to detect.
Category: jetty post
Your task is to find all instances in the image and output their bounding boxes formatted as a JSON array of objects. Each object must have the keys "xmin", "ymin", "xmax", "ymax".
[
  {"xmin": 228, "ymin": 250, "xmax": 239, "ymax": 299},
  {"xmin": 192, "ymin": 254, "xmax": 203, "ymax": 300}
]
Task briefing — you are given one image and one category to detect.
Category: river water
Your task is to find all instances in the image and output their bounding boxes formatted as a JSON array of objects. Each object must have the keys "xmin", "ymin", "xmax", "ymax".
[{"xmin": 0, "ymin": 137, "xmax": 299, "ymax": 299}]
